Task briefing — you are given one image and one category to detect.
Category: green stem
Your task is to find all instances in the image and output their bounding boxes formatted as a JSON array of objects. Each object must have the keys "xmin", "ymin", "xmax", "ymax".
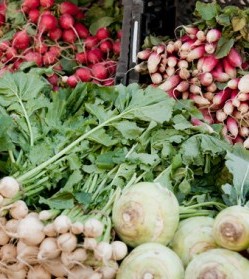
[
  {"xmin": 8, "ymin": 150, "xmax": 15, "ymax": 164},
  {"xmin": 181, "ymin": 201, "xmax": 226, "ymax": 211}
]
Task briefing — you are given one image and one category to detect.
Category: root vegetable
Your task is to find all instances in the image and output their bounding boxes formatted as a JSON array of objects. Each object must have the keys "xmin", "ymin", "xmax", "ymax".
[
  {"xmin": 57, "ymin": 233, "xmax": 77, "ymax": 252},
  {"xmin": 226, "ymin": 117, "xmax": 239, "ymax": 138},
  {"xmin": 227, "ymin": 48, "xmax": 243, "ymax": 68},
  {"xmin": 94, "ymin": 241, "xmax": 113, "ymax": 261},
  {"xmin": 137, "ymin": 49, "xmax": 151, "ymax": 60},
  {"xmin": 53, "ymin": 215, "xmax": 71, "ymax": 234},
  {"xmin": 0, "ymin": 177, "xmax": 20, "ymax": 198},
  {"xmin": 71, "ymin": 222, "xmax": 84, "ymax": 235},
  {"xmin": 158, "ymin": 75, "xmax": 181, "ymax": 92},
  {"xmin": 0, "ymin": 243, "xmax": 17, "ymax": 263},
  {"xmin": 38, "ymin": 237, "xmax": 60, "ymax": 260},
  {"xmin": 83, "ymin": 237, "xmax": 97, "ymax": 250},
  {"xmin": 201, "ymin": 55, "xmax": 219, "ymax": 73},
  {"xmin": 147, "ymin": 52, "xmax": 161, "ymax": 74},
  {"xmin": 68, "ymin": 266, "xmax": 94, "ymax": 279},
  {"xmin": 186, "ymin": 45, "xmax": 205, "ymax": 62},
  {"xmin": 61, "ymin": 248, "xmax": 87, "ymax": 269},
  {"xmin": 84, "ymin": 218, "xmax": 104, "ymax": 238},
  {"xmin": 111, "ymin": 241, "xmax": 128, "ymax": 261},
  {"xmin": 238, "ymin": 74, "xmax": 249, "ymax": 93},
  {"xmin": 150, "ymin": 72, "xmax": 163, "ymax": 84},
  {"xmin": 206, "ymin": 29, "xmax": 221, "ymax": 43},
  {"xmin": 27, "ymin": 265, "xmax": 51, "ymax": 279},
  {"xmin": 9, "ymin": 200, "xmax": 28, "ymax": 220}
]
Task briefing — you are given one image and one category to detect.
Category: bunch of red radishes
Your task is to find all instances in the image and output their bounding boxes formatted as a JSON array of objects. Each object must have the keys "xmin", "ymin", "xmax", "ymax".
[
  {"xmin": 0, "ymin": 0, "xmax": 121, "ymax": 89},
  {"xmin": 136, "ymin": 26, "xmax": 249, "ymax": 148},
  {"xmin": 0, "ymin": 176, "xmax": 128, "ymax": 279}
]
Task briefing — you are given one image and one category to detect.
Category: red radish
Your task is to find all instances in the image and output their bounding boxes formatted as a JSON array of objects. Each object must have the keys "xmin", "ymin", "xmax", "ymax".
[
  {"xmin": 197, "ymin": 57, "xmax": 205, "ymax": 71},
  {"xmin": 22, "ymin": 0, "xmax": 40, "ymax": 11},
  {"xmin": 12, "ymin": 59, "xmax": 24, "ymax": 70},
  {"xmin": 0, "ymin": 14, "xmax": 5, "ymax": 26},
  {"xmin": 203, "ymin": 92, "xmax": 214, "ymax": 101},
  {"xmin": 174, "ymin": 40, "xmax": 182, "ymax": 51},
  {"xmin": 12, "ymin": 30, "xmax": 30, "ymax": 50},
  {"xmin": 67, "ymin": 75, "xmax": 78, "ymax": 87},
  {"xmin": 96, "ymin": 27, "xmax": 110, "ymax": 41},
  {"xmin": 104, "ymin": 60, "xmax": 116, "ymax": 75},
  {"xmin": 226, "ymin": 116, "xmax": 239, "ymax": 138},
  {"xmin": 59, "ymin": 1, "xmax": 79, "ymax": 16},
  {"xmin": 206, "ymin": 29, "xmax": 221, "ymax": 43},
  {"xmin": 151, "ymin": 72, "xmax": 163, "ymax": 84},
  {"xmin": 100, "ymin": 40, "xmax": 113, "ymax": 53},
  {"xmin": 155, "ymin": 44, "xmax": 165, "ymax": 54},
  {"xmin": 62, "ymin": 29, "xmax": 77, "ymax": 43},
  {"xmin": 200, "ymin": 109, "xmax": 214, "ymax": 124},
  {"xmin": 199, "ymin": 72, "xmax": 213, "ymax": 86},
  {"xmin": 85, "ymin": 36, "xmax": 99, "ymax": 49},
  {"xmin": 48, "ymin": 28, "xmax": 62, "ymax": 41},
  {"xmin": 0, "ymin": 3, "xmax": 6, "ymax": 15},
  {"xmin": 230, "ymin": 90, "xmax": 240, "ymax": 107},
  {"xmin": 87, "ymin": 48, "xmax": 103, "ymax": 64},
  {"xmin": 167, "ymin": 43, "xmax": 175, "ymax": 54},
  {"xmin": 102, "ymin": 78, "xmax": 114, "ymax": 86},
  {"xmin": 175, "ymin": 80, "xmax": 189, "ymax": 92},
  {"xmin": 167, "ymin": 56, "xmax": 178, "ymax": 67},
  {"xmin": 34, "ymin": 41, "xmax": 48, "ymax": 54},
  {"xmin": 242, "ymin": 62, "xmax": 249, "ymax": 70},
  {"xmin": 182, "ymin": 25, "xmax": 199, "ymax": 36},
  {"xmin": 47, "ymin": 73, "xmax": 59, "ymax": 86},
  {"xmin": 233, "ymin": 136, "xmax": 244, "ymax": 144},
  {"xmin": 91, "ymin": 63, "xmax": 108, "ymax": 80},
  {"xmin": 223, "ymin": 100, "xmax": 234, "ymax": 115},
  {"xmin": 49, "ymin": 46, "xmax": 61, "ymax": 57},
  {"xmin": 113, "ymin": 40, "xmax": 121, "ymax": 55},
  {"xmin": 190, "ymin": 84, "xmax": 202, "ymax": 95},
  {"xmin": 28, "ymin": 9, "xmax": 40, "ymax": 23},
  {"xmin": 74, "ymin": 22, "xmax": 89, "ymax": 39},
  {"xmin": 223, "ymin": 58, "xmax": 236, "ymax": 78},
  {"xmin": 59, "ymin": 13, "xmax": 74, "ymax": 29},
  {"xmin": 159, "ymin": 63, "xmax": 166, "ymax": 73},
  {"xmin": 43, "ymin": 51, "xmax": 57, "ymax": 66},
  {"xmin": 227, "ymin": 48, "xmax": 242, "ymax": 68},
  {"xmin": 40, "ymin": 0, "xmax": 54, "ymax": 8},
  {"xmin": 180, "ymin": 40, "xmax": 195, "ymax": 53},
  {"xmin": 238, "ymin": 74, "xmax": 249, "ymax": 93},
  {"xmin": 212, "ymin": 89, "xmax": 231, "ymax": 107},
  {"xmin": 205, "ymin": 42, "xmax": 216, "ymax": 54},
  {"xmin": 227, "ymin": 78, "xmax": 239, "ymax": 90},
  {"xmin": 237, "ymin": 92, "xmax": 249, "ymax": 101},
  {"xmin": 76, "ymin": 52, "xmax": 87, "ymax": 64},
  {"xmin": 147, "ymin": 52, "xmax": 161, "ymax": 73},
  {"xmin": 75, "ymin": 10, "xmax": 85, "ymax": 20},
  {"xmin": 5, "ymin": 47, "xmax": 17, "ymax": 61},
  {"xmin": 75, "ymin": 67, "xmax": 92, "ymax": 82},
  {"xmin": 24, "ymin": 51, "xmax": 43, "ymax": 66},
  {"xmin": 137, "ymin": 49, "xmax": 151, "ymax": 60},
  {"xmin": 206, "ymin": 82, "xmax": 217, "ymax": 93},
  {"xmin": 158, "ymin": 75, "xmax": 181, "ymax": 91},
  {"xmin": 211, "ymin": 65, "xmax": 230, "ymax": 82},
  {"xmin": 180, "ymin": 34, "xmax": 192, "ymax": 42},
  {"xmin": 38, "ymin": 14, "xmax": 57, "ymax": 32},
  {"xmin": 201, "ymin": 55, "xmax": 219, "ymax": 72},
  {"xmin": 196, "ymin": 30, "xmax": 206, "ymax": 41},
  {"xmin": 216, "ymin": 110, "xmax": 227, "ymax": 122}
]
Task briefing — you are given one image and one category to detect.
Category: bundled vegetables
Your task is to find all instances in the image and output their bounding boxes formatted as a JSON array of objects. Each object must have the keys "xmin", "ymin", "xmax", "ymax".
[
  {"xmin": 0, "ymin": 0, "xmax": 122, "ymax": 88},
  {"xmin": 135, "ymin": 1, "xmax": 249, "ymax": 149}
]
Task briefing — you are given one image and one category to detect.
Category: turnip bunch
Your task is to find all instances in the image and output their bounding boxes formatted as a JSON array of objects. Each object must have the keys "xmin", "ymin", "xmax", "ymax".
[
  {"xmin": 135, "ymin": 24, "xmax": 249, "ymax": 148},
  {"xmin": 0, "ymin": 0, "xmax": 122, "ymax": 88}
]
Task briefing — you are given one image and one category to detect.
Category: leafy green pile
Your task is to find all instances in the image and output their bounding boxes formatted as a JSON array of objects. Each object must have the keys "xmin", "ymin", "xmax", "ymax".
[{"xmin": 0, "ymin": 72, "xmax": 231, "ymax": 216}]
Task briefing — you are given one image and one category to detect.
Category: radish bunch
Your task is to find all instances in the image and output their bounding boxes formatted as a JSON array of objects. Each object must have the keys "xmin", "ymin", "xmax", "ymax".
[
  {"xmin": 136, "ymin": 26, "xmax": 249, "ymax": 148},
  {"xmin": 0, "ymin": 176, "xmax": 128, "ymax": 279},
  {"xmin": 0, "ymin": 0, "xmax": 122, "ymax": 89}
]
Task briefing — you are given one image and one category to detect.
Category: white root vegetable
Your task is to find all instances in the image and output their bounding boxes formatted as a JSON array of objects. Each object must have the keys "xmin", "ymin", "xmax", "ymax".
[
  {"xmin": 27, "ymin": 265, "xmax": 51, "ymax": 279},
  {"xmin": 53, "ymin": 215, "xmax": 71, "ymax": 234},
  {"xmin": 184, "ymin": 248, "xmax": 249, "ymax": 279},
  {"xmin": 94, "ymin": 241, "xmax": 113, "ymax": 262},
  {"xmin": 5, "ymin": 264, "xmax": 27, "ymax": 279},
  {"xmin": 98, "ymin": 262, "xmax": 119, "ymax": 279},
  {"xmin": 0, "ymin": 177, "xmax": 20, "ymax": 198},
  {"xmin": 68, "ymin": 265, "xmax": 94, "ymax": 279},
  {"xmin": 84, "ymin": 218, "xmax": 104, "ymax": 238},
  {"xmin": 43, "ymin": 222, "xmax": 57, "ymax": 237},
  {"xmin": 111, "ymin": 241, "xmax": 128, "ymax": 261},
  {"xmin": 38, "ymin": 237, "xmax": 61, "ymax": 260},
  {"xmin": 17, "ymin": 215, "xmax": 45, "ymax": 245},
  {"xmin": 112, "ymin": 182, "xmax": 179, "ymax": 247},
  {"xmin": 238, "ymin": 74, "xmax": 249, "ymax": 93},
  {"xmin": 42, "ymin": 257, "xmax": 69, "ymax": 277},
  {"xmin": 89, "ymin": 272, "xmax": 102, "ymax": 279},
  {"xmin": 0, "ymin": 243, "xmax": 17, "ymax": 263},
  {"xmin": 71, "ymin": 221, "xmax": 84, "ymax": 235},
  {"xmin": 116, "ymin": 242, "xmax": 184, "ymax": 279},
  {"xmin": 170, "ymin": 216, "xmax": 217, "ymax": 267},
  {"xmin": 16, "ymin": 241, "xmax": 39, "ymax": 266},
  {"xmin": 57, "ymin": 233, "xmax": 77, "ymax": 253},
  {"xmin": 9, "ymin": 200, "xmax": 29, "ymax": 220},
  {"xmin": 0, "ymin": 228, "xmax": 10, "ymax": 245},
  {"xmin": 83, "ymin": 237, "xmax": 97, "ymax": 250},
  {"xmin": 61, "ymin": 248, "xmax": 88, "ymax": 269}
]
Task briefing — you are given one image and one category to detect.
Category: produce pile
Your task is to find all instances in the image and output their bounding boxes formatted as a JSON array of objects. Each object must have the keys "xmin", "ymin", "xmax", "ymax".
[
  {"xmin": 1, "ymin": 0, "xmax": 249, "ymax": 278},
  {"xmin": 135, "ymin": 1, "xmax": 249, "ymax": 149},
  {"xmin": 0, "ymin": 0, "xmax": 122, "ymax": 88}
]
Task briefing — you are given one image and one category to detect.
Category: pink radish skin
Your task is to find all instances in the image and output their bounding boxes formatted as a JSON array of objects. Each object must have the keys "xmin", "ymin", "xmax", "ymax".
[
  {"xmin": 223, "ymin": 100, "xmax": 234, "ymax": 115},
  {"xmin": 227, "ymin": 78, "xmax": 239, "ymax": 90},
  {"xmin": 85, "ymin": 36, "xmax": 98, "ymax": 49},
  {"xmin": 226, "ymin": 117, "xmax": 239, "ymax": 138},
  {"xmin": 99, "ymin": 40, "xmax": 113, "ymax": 53},
  {"xmin": 166, "ymin": 43, "xmax": 175, "ymax": 54},
  {"xmin": 40, "ymin": 0, "xmax": 54, "ymax": 8},
  {"xmin": 174, "ymin": 40, "xmax": 182, "ymax": 51},
  {"xmin": 216, "ymin": 110, "xmax": 227, "ymax": 122},
  {"xmin": 233, "ymin": 136, "xmax": 244, "ymax": 144},
  {"xmin": 237, "ymin": 93, "xmax": 249, "ymax": 102},
  {"xmin": 48, "ymin": 28, "xmax": 62, "ymax": 41},
  {"xmin": 155, "ymin": 45, "xmax": 165, "ymax": 54},
  {"xmin": 151, "ymin": 73, "xmax": 163, "ymax": 84},
  {"xmin": 38, "ymin": 14, "xmax": 57, "ymax": 32},
  {"xmin": 205, "ymin": 43, "xmax": 216, "ymax": 54},
  {"xmin": 211, "ymin": 65, "xmax": 230, "ymax": 82},
  {"xmin": 22, "ymin": 0, "xmax": 40, "ymax": 11},
  {"xmin": 238, "ymin": 74, "xmax": 249, "ymax": 93},
  {"xmin": 227, "ymin": 48, "xmax": 242, "ymax": 68},
  {"xmin": 28, "ymin": 9, "xmax": 40, "ymax": 23},
  {"xmin": 96, "ymin": 27, "xmax": 110, "ymax": 41},
  {"xmin": 201, "ymin": 55, "xmax": 219, "ymax": 73},
  {"xmin": 74, "ymin": 22, "xmax": 89, "ymax": 39},
  {"xmin": 87, "ymin": 48, "xmax": 103, "ymax": 64},
  {"xmin": 199, "ymin": 72, "xmax": 213, "ymax": 86},
  {"xmin": 183, "ymin": 25, "xmax": 199, "ymax": 35},
  {"xmin": 200, "ymin": 109, "xmax": 214, "ymax": 124},
  {"xmin": 231, "ymin": 90, "xmax": 240, "ymax": 107},
  {"xmin": 222, "ymin": 58, "xmax": 236, "ymax": 78},
  {"xmin": 166, "ymin": 67, "xmax": 175, "ymax": 77},
  {"xmin": 59, "ymin": 1, "xmax": 79, "ymax": 16},
  {"xmin": 12, "ymin": 31, "xmax": 30, "ymax": 50},
  {"xmin": 178, "ymin": 60, "xmax": 188, "ymax": 68},
  {"xmin": 137, "ymin": 49, "xmax": 151, "ymax": 60},
  {"xmin": 186, "ymin": 45, "xmax": 205, "ymax": 62},
  {"xmin": 67, "ymin": 75, "xmax": 78, "ymax": 87},
  {"xmin": 197, "ymin": 57, "xmax": 205, "ymax": 71},
  {"xmin": 147, "ymin": 52, "xmax": 161, "ymax": 73},
  {"xmin": 175, "ymin": 80, "xmax": 189, "ymax": 92},
  {"xmin": 190, "ymin": 84, "xmax": 202, "ymax": 95},
  {"xmin": 59, "ymin": 13, "xmax": 74, "ymax": 30},
  {"xmin": 62, "ymin": 29, "xmax": 77, "ymax": 43},
  {"xmin": 158, "ymin": 75, "xmax": 181, "ymax": 92},
  {"xmin": 206, "ymin": 29, "xmax": 221, "ymax": 43},
  {"xmin": 212, "ymin": 89, "xmax": 231, "ymax": 106},
  {"xmin": 180, "ymin": 39, "xmax": 196, "ymax": 52},
  {"xmin": 167, "ymin": 89, "xmax": 181, "ymax": 99},
  {"xmin": 75, "ymin": 68, "xmax": 92, "ymax": 82},
  {"xmin": 196, "ymin": 30, "xmax": 206, "ymax": 41},
  {"xmin": 91, "ymin": 63, "xmax": 108, "ymax": 80},
  {"xmin": 203, "ymin": 92, "xmax": 214, "ymax": 101}
]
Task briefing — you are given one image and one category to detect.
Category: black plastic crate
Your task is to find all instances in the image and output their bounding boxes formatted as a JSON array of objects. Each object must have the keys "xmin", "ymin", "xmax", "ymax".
[{"xmin": 115, "ymin": 0, "xmax": 249, "ymax": 86}]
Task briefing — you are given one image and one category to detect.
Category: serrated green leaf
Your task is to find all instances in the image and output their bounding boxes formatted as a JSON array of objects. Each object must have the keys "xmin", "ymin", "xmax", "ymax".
[
  {"xmin": 195, "ymin": 1, "xmax": 220, "ymax": 21},
  {"xmin": 112, "ymin": 120, "xmax": 144, "ymax": 139},
  {"xmin": 215, "ymin": 37, "xmax": 235, "ymax": 59}
]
